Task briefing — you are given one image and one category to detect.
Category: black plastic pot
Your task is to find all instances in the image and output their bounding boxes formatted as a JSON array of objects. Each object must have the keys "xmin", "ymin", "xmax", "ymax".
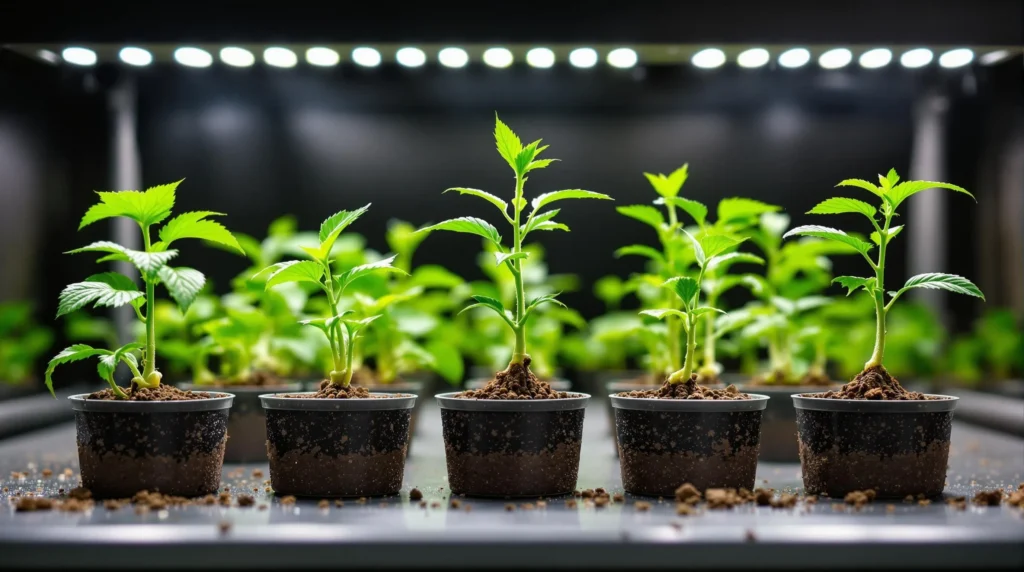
[
  {"xmin": 609, "ymin": 393, "xmax": 768, "ymax": 496},
  {"xmin": 603, "ymin": 379, "xmax": 655, "ymax": 456},
  {"xmin": 738, "ymin": 384, "xmax": 840, "ymax": 463},
  {"xmin": 261, "ymin": 392, "xmax": 415, "ymax": 497},
  {"xmin": 180, "ymin": 382, "xmax": 302, "ymax": 463},
  {"xmin": 436, "ymin": 392, "xmax": 589, "ymax": 497},
  {"xmin": 793, "ymin": 394, "xmax": 958, "ymax": 498},
  {"xmin": 356, "ymin": 380, "xmax": 424, "ymax": 457},
  {"xmin": 69, "ymin": 392, "xmax": 233, "ymax": 498}
]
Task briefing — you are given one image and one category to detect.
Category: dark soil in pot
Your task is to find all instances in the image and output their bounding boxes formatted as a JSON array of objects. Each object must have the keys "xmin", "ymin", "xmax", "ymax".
[
  {"xmin": 794, "ymin": 365, "xmax": 957, "ymax": 498},
  {"xmin": 70, "ymin": 385, "xmax": 233, "ymax": 499},
  {"xmin": 437, "ymin": 359, "xmax": 589, "ymax": 498},
  {"xmin": 740, "ymin": 376, "xmax": 839, "ymax": 463},
  {"xmin": 610, "ymin": 377, "xmax": 768, "ymax": 496},
  {"xmin": 181, "ymin": 373, "xmax": 302, "ymax": 463},
  {"xmin": 467, "ymin": 377, "xmax": 571, "ymax": 391},
  {"xmin": 261, "ymin": 384, "xmax": 414, "ymax": 498}
]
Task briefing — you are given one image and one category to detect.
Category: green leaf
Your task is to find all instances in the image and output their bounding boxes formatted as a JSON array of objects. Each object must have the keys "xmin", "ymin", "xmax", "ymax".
[
  {"xmin": 664, "ymin": 276, "xmax": 700, "ymax": 307},
  {"xmin": 337, "ymin": 255, "xmax": 405, "ymax": 291},
  {"xmin": 713, "ymin": 308, "xmax": 759, "ymax": 339},
  {"xmin": 45, "ymin": 344, "xmax": 112, "ymax": 396},
  {"xmin": 529, "ymin": 221, "xmax": 570, "ymax": 232},
  {"xmin": 870, "ymin": 225, "xmax": 904, "ymax": 245},
  {"xmin": 494, "ymin": 251, "xmax": 529, "ymax": 267},
  {"xmin": 409, "ymin": 265, "xmax": 464, "ymax": 289},
  {"xmin": 57, "ymin": 273, "xmax": 145, "ymax": 318},
  {"xmin": 66, "ymin": 241, "xmax": 179, "ymax": 276},
  {"xmin": 97, "ymin": 342, "xmax": 143, "ymax": 381},
  {"xmin": 494, "ymin": 114, "xmax": 523, "ymax": 172},
  {"xmin": 79, "ymin": 180, "xmax": 180, "ymax": 229},
  {"xmin": 300, "ymin": 311, "xmax": 353, "ymax": 333},
  {"xmin": 514, "ymin": 140, "xmax": 543, "ymax": 174},
  {"xmin": 523, "ymin": 294, "xmax": 567, "ymax": 320},
  {"xmin": 760, "ymin": 212, "xmax": 791, "ymax": 238},
  {"xmin": 643, "ymin": 164, "xmax": 689, "ymax": 199},
  {"xmin": 458, "ymin": 295, "xmax": 514, "ymax": 327},
  {"xmin": 885, "ymin": 168, "xmax": 900, "ymax": 187},
  {"xmin": 617, "ymin": 205, "xmax": 665, "ymax": 230},
  {"xmin": 342, "ymin": 315, "xmax": 382, "ymax": 337},
  {"xmin": 655, "ymin": 196, "xmax": 707, "ymax": 226},
  {"xmin": 416, "ymin": 217, "xmax": 502, "ymax": 245},
  {"xmin": 260, "ymin": 260, "xmax": 325, "ymax": 290},
  {"xmin": 530, "ymin": 189, "xmax": 612, "ymax": 211},
  {"xmin": 521, "ymin": 209, "xmax": 560, "ymax": 235},
  {"xmin": 639, "ymin": 308, "xmax": 688, "ymax": 321},
  {"xmin": 425, "ymin": 339, "xmax": 464, "ymax": 383},
  {"xmin": 614, "ymin": 244, "xmax": 665, "ymax": 264},
  {"xmin": 318, "ymin": 204, "xmax": 370, "ymax": 258},
  {"xmin": 682, "ymin": 229, "xmax": 705, "ymax": 267},
  {"xmin": 706, "ymin": 252, "xmax": 765, "ymax": 271},
  {"xmin": 690, "ymin": 306, "xmax": 725, "ymax": 318},
  {"xmin": 783, "ymin": 225, "xmax": 874, "ymax": 254},
  {"xmin": 444, "ymin": 187, "xmax": 509, "ymax": 216},
  {"xmin": 794, "ymin": 296, "xmax": 832, "ymax": 312},
  {"xmin": 890, "ymin": 273, "xmax": 985, "ymax": 300},
  {"xmin": 525, "ymin": 158, "xmax": 557, "ymax": 173},
  {"xmin": 157, "ymin": 266, "xmax": 206, "ymax": 312},
  {"xmin": 156, "ymin": 211, "xmax": 242, "ymax": 253},
  {"xmin": 836, "ymin": 178, "xmax": 884, "ymax": 199},
  {"xmin": 699, "ymin": 233, "xmax": 743, "ymax": 260},
  {"xmin": 807, "ymin": 197, "xmax": 877, "ymax": 219},
  {"xmin": 885, "ymin": 180, "xmax": 974, "ymax": 210},
  {"xmin": 717, "ymin": 198, "xmax": 780, "ymax": 223},
  {"xmin": 833, "ymin": 275, "xmax": 877, "ymax": 296}
]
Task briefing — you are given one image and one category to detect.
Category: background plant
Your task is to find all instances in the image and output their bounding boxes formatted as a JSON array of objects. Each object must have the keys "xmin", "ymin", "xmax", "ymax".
[{"xmin": 0, "ymin": 302, "xmax": 53, "ymax": 386}]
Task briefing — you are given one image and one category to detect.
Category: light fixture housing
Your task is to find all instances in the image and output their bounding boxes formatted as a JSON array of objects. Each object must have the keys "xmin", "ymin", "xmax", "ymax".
[
  {"xmin": 979, "ymin": 49, "xmax": 1012, "ymax": 65},
  {"xmin": 736, "ymin": 48, "xmax": 770, "ymax": 68},
  {"xmin": 263, "ymin": 47, "xmax": 297, "ymax": 68},
  {"xmin": 483, "ymin": 47, "xmax": 514, "ymax": 68},
  {"xmin": 173, "ymin": 47, "xmax": 213, "ymax": 68},
  {"xmin": 938, "ymin": 48, "xmax": 974, "ymax": 68},
  {"xmin": 351, "ymin": 47, "xmax": 382, "ymax": 67},
  {"xmin": 396, "ymin": 47, "xmax": 426, "ymax": 68},
  {"xmin": 899, "ymin": 48, "xmax": 933, "ymax": 68},
  {"xmin": 568, "ymin": 47, "xmax": 598, "ymax": 69},
  {"xmin": 607, "ymin": 47, "xmax": 638, "ymax": 69},
  {"xmin": 437, "ymin": 47, "xmax": 468, "ymax": 68},
  {"xmin": 692, "ymin": 48, "xmax": 726, "ymax": 69},
  {"xmin": 220, "ymin": 47, "xmax": 255, "ymax": 67},
  {"xmin": 118, "ymin": 46, "xmax": 152, "ymax": 67},
  {"xmin": 61, "ymin": 47, "xmax": 97, "ymax": 66},
  {"xmin": 818, "ymin": 48, "xmax": 852, "ymax": 69},
  {"xmin": 778, "ymin": 48, "xmax": 811, "ymax": 68},
  {"xmin": 305, "ymin": 47, "xmax": 340, "ymax": 67},
  {"xmin": 526, "ymin": 47, "xmax": 555, "ymax": 68},
  {"xmin": 859, "ymin": 48, "xmax": 892, "ymax": 69}
]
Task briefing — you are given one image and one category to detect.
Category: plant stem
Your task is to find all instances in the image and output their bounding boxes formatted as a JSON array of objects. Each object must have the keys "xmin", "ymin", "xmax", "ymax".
[
  {"xmin": 702, "ymin": 293, "xmax": 717, "ymax": 370},
  {"xmin": 323, "ymin": 259, "xmax": 348, "ymax": 384},
  {"xmin": 509, "ymin": 175, "xmax": 527, "ymax": 366},
  {"xmin": 865, "ymin": 212, "xmax": 892, "ymax": 369},
  {"xmin": 141, "ymin": 225, "xmax": 157, "ymax": 383},
  {"xmin": 668, "ymin": 315, "xmax": 697, "ymax": 384}
]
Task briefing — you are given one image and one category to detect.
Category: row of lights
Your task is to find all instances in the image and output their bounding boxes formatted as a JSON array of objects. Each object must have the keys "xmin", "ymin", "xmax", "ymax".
[{"xmin": 56, "ymin": 45, "xmax": 1006, "ymax": 70}]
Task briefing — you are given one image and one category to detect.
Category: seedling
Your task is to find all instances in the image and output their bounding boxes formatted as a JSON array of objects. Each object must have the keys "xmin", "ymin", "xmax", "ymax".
[
  {"xmin": 45, "ymin": 180, "xmax": 243, "ymax": 398},
  {"xmin": 417, "ymin": 115, "xmax": 610, "ymax": 377},
  {"xmin": 0, "ymin": 302, "xmax": 53, "ymax": 385},
  {"xmin": 785, "ymin": 169, "xmax": 984, "ymax": 383},
  {"xmin": 738, "ymin": 296, "xmax": 831, "ymax": 383},
  {"xmin": 256, "ymin": 204, "xmax": 403, "ymax": 387}
]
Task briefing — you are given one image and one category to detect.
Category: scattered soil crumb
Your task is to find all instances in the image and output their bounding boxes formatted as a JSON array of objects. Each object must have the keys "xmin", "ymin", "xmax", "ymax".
[
  {"xmin": 456, "ymin": 359, "xmax": 569, "ymax": 400},
  {"xmin": 451, "ymin": 499, "xmax": 462, "ymax": 509},
  {"xmin": 357, "ymin": 497, "xmax": 368, "ymax": 505},
  {"xmin": 430, "ymin": 501, "xmax": 441, "ymax": 509},
  {"xmin": 335, "ymin": 500, "xmax": 344, "ymax": 508},
  {"xmin": 15, "ymin": 497, "xmax": 53, "ymax": 512},
  {"xmin": 504, "ymin": 503, "xmax": 516, "ymax": 512},
  {"xmin": 973, "ymin": 490, "xmax": 1004, "ymax": 506},
  {"xmin": 635, "ymin": 501, "xmax": 652, "ymax": 512},
  {"xmin": 134, "ymin": 505, "xmax": 149, "ymax": 515},
  {"xmin": 886, "ymin": 504, "xmax": 896, "ymax": 513},
  {"xmin": 581, "ymin": 489, "xmax": 595, "ymax": 499},
  {"xmin": 41, "ymin": 469, "xmax": 53, "ymax": 477},
  {"xmin": 754, "ymin": 488, "xmax": 773, "ymax": 506},
  {"xmin": 104, "ymin": 499, "xmax": 125, "ymax": 511},
  {"xmin": 218, "ymin": 492, "xmax": 232, "ymax": 506},
  {"xmin": 745, "ymin": 530, "xmax": 757, "ymax": 543},
  {"xmin": 918, "ymin": 499, "xmax": 932, "ymax": 506},
  {"xmin": 237, "ymin": 494, "xmax": 255, "ymax": 507},
  {"xmin": 804, "ymin": 495, "xmax": 817, "ymax": 505},
  {"xmin": 705, "ymin": 488, "xmax": 747, "ymax": 509},
  {"xmin": 521, "ymin": 502, "xmax": 536, "ymax": 510},
  {"xmin": 280, "ymin": 496, "xmax": 297, "ymax": 506},
  {"xmin": 202, "ymin": 494, "xmax": 217, "ymax": 505},
  {"xmin": 409, "ymin": 488, "xmax": 423, "ymax": 501},
  {"xmin": 595, "ymin": 487, "xmax": 607, "ymax": 495},
  {"xmin": 259, "ymin": 504, "xmax": 268, "ymax": 511},
  {"xmin": 613, "ymin": 492, "xmax": 625, "ymax": 503},
  {"xmin": 68, "ymin": 487, "xmax": 92, "ymax": 501},
  {"xmin": 903, "ymin": 495, "xmax": 914, "ymax": 503},
  {"xmin": 218, "ymin": 521, "xmax": 231, "ymax": 534},
  {"xmin": 676, "ymin": 503, "xmax": 696, "ymax": 516},
  {"xmin": 810, "ymin": 366, "xmax": 935, "ymax": 401},
  {"xmin": 537, "ymin": 501, "xmax": 548, "ymax": 508},
  {"xmin": 251, "ymin": 469, "xmax": 263, "ymax": 478},
  {"xmin": 946, "ymin": 496, "xmax": 967, "ymax": 510},
  {"xmin": 675, "ymin": 483, "xmax": 702, "ymax": 503},
  {"xmin": 594, "ymin": 496, "xmax": 610, "ymax": 508},
  {"xmin": 619, "ymin": 377, "xmax": 751, "ymax": 400},
  {"xmin": 573, "ymin": 490, "xmax": 582, "ymax": 497},
  {"xmin": 844, "ymin": 490, "xmax": 875, "ymax": 508},
  {"xmin": 318, "ymin": 500, "xmax": 330, "ymax": 509},
  {"xmin": 771, "ymin": 494, "xmax": 798, "ymax": 509},
  {"xmin": 566, "ymin": 499, "xmax": 578, "ymax": 508},
  {"xmin": 1007, "ymin": 491, "xmax": 1024, "ymax": 508},
  {"xmin": 264, "ymin": 487, "xmax": 272, "ymax": 493}
]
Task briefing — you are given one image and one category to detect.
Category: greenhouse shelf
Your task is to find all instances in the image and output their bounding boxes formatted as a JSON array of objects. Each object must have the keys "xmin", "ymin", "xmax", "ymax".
[{"xmin": 0, "ymin": 399, "xmax": 1022, "ymax": 569}]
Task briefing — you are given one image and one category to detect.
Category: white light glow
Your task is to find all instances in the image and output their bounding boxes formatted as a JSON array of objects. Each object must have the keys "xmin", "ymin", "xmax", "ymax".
[
  {"xmin": 396, "ymin": 47, "xmax": 426, "ymax": 67},
  {"xmin": 692, "ymin": 48, "xmax": 726, "ymax": 69},
  {"xmin": 263, "ymin": 47, "xmax": 297, "ymax": 68},
  {"xmin": 526, "ymin": 47, "xmax": 555, "ymax": 68},
  {"xmin": 351, "ymin": 47, "xmax": 382, "ymax": 67},
  {"xmin": 173, "ymin": 47, "xmax": 212, "ymax": 68},
  {"xmin": 61, "ymin": 47, "xmax": 97, "ymax": 66},
  {"xmin": 437, "ymin": 47, "xmax": 468, "ymax": 68},
  {"xmin": 36, "ymin": 49, "xmax": 60, "ymax": 64},
  {"xmin": 220, "ymin": 47, "xmax": 255, "ymax": 67},
  {"xmin": 483, "ymin": 47, "xmax": 514, "ymax": 68},
  {"xmin": 899, "ymin": 48, "xmax": 933, "ymax": 68},
  {"xmin": 305, "ymin": 47, "xmax": 339, "ymax": 67},
  {"xmin": 607, "ymin": 47, "xmax": 638, "ymax": 69},
  {"xmin": 939, "ymin": 48, "xmax": 974, "ymax": 68},
  {"xmin": 818, "ymin": 48, "xmax": 852, "ymax": 69},
  {"xmin": 568, "ymin": 47, "xmax": 598, "ymax": 68},
  {"xmin": 979, "ymin": 49, "xmax": 1011, "ymax": 65},
  {"xmin": 118, "ymin": 47, "xmax": 152, "ymax": 67},
  {"xmin": 736, "ymin": 48, "xmax": 770, "ymax": 68},
  {"xmin": 778, "ymin": 48, "xmax": 810, "ymax": 68},
  {"xmin": 859, "ymin": 48, "xmax": 892, "ymax": 69}
]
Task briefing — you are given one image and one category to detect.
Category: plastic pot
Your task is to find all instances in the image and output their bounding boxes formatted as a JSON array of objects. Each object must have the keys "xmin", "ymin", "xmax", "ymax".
[
  {"xmin": 738, "ymin": 384, "xmax": 840, "ymax": 463},
  {"xmin": 261, "ymin": 392, "xmax": 415, "ymax": 497},
  {"xmin": 180, "ymin": 382, "xmax": 303, "ymax": 463},
  {"xmin": 69, "ymin": 392, "xmax": 233, "ymax": 498},
  {"xmin": 355, "ymin": 380, "xmax": 425, "ymax": 457},
  {"xmin": 436, "ymin": 392, "xmax": 589, "ymax": 497},
  {"xmin": 610, "ymin": 393, "xmax": 769, "ymax": 496},
  {"xmin": 793, "ymin": 394, "xmax": 957, "ymax": 498}
]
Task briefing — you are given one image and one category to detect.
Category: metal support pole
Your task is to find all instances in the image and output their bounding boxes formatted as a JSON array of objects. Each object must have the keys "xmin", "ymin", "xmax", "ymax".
[{"xmin": 108, "ymin": 76, "xmax": 142, "ymax": 346}]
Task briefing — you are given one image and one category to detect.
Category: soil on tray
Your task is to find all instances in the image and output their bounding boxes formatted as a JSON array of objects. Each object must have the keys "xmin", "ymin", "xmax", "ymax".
[
  {"xmin": 810, "ymin": 365, "xmax": 937, "ymax": 400},
  {"xmin": 456, "ymin": 358, "xmax": 569, "ymax": 400},
  {"xmin": 86, "ymin": 385, "xmax": 219, "ymax": 401},
  {"xmin": 618, "ymin": 376, "xmax": 751, "ymax": 400}
]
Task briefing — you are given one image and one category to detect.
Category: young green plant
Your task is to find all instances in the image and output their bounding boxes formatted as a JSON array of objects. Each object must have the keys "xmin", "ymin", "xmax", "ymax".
[
  {"xmin": 785, "ymin": 169, "xmax": 984, "ymax": 379},
  {"xmin": 45, "ymin": 181, "xmax": 243, "ymax": 398},
  {"xmin": 417, "ymin": 115, "xmax": 611, "ymax": 373},
  {"xmin": 0, "ymin": 302, "xmax": 53, "ymax": 386},
  {"xmin": 256, "ymin": 204, "xmax": 403, "ymax": 387}
]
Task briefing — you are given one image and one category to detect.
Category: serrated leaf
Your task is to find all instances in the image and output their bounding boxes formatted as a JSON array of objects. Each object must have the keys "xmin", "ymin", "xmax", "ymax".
[
  {"xmin": 700, "ymin": 233, "xmax": 743, "ymax": 260},
  {"xmin": 157, "ymin": 266, "xmax": 206, "ymax": 312},
  {"xmin": 807, "ymin": 197, "xmax": 877, "ymax": 219},
  {"xmin": 97, "ymin": 342, "xmax": 143, "ymax": 381},
  {"xmin": 836, "ymin": 178, "xmax": 885, "ymax": 198},
  {"xmin": 529, "ymin": 221, "xmax": 570, "ymax": 232},
  {"xmin": 531, "ymin": 189, "xmax": 612, "ymax": 211},
  {"xmin": 643, "ymin": 164, "xmax": 689, "ymax": 199},
  {"xmin": 525, "ymin": 158, "xmax": 557, "ymax": 173},
  {"xmin": 783, "ymin": 225, "xmax": 873, "ymax": 254},
  {"xmin": 655, "ymin": 196, "xmax": 707, "ymax": 226},
  {"xmin": 514, "ymin": 140, "xmax": 542, "ymax": 174},
  {"xmin": 682, "ymin": 229, "xmax": 705, "ymax": 266},
  {"xmin": 416, "ymin": 217, "xmax": 502, "ymax": 245},
  {"xmin": 616, "ymin": 205, "xmax": 665, "ymax": 230},
  {"xmin": 706, "ymin": 252, "xmax": 765, "ymax": 271},
  {"xmin": 337, "ymin": 255, "xmax": 405, "ymax": 291},
  {"xmin": 156, "ymin": 211, "xmax": 242, "ymax": 253},
  {"xmin": 870, "ymin": 225, "xmax": 904, "ymax": 245},
  {"xmin": 639, "ymin": 308, "xmax": 689, "ymax": 321},
  {"xmin": 318, "ymin": 204, "xmax": 370, "ymax": 258},
  {"xmin": 342, "ymin": 314, "xmax": 382, "ymax": 335},
  {"xmin": 45, "ymin": 344, "xmax": 112, "ymax": 396},
  {"xmin": 690, "ymin": 306, "xmax": 725, "ymax": 318},
  {"xmin": 833, "ymin": 275, "xmax": 877, "ymax": 296},
  {"xmin": 458, "ymin": 295, "xmax": 514, "ymax": 327},
  {"xmin": 891, "ymin": 273, "xmax": 985, "ymax": 300},
  {"xmin": 300, "ymin": 311, "xmax": 353, "ymax": 333},
  {"xmin": 614, "ymin": 244, "xmax": 665, "ymax": 263},
  {"xmin": 259, "ymin": 260, "xmax": 325, "ymax": 290},
  {"xmin": 717, "ymin": 198, "xmax": 780, "ymax": 223},
  {"xmin": 521, "ymin": 209, "xmax": 560, "ymax": 235},
  {"xmin": 57, "ymin": 273, "xmax": 145, "ymax": 318},
  {"xmin": 494, "ymin": 251, "xmax": 529, "ymax": 267},
  {"xmin": 664, "ymin": 276, "xmax": 700, "ymax": 307},
  {"xmin": 444, "ymin": 187, "xmax": 508, "ymax": 216},
  {"xmin": 885, "ymin": 180, "xmax": 974, "ymax": 210},
  {"xmin": 494, "ymin": 115, "xmax": 523, "ymax": 172},
  {"xmin": 524, "ymin": 294, "xmax": 566, "ymax": 320},
  {"xmin": 79, "ymin": 181, "xmax": 180, "ymax": 229}
]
